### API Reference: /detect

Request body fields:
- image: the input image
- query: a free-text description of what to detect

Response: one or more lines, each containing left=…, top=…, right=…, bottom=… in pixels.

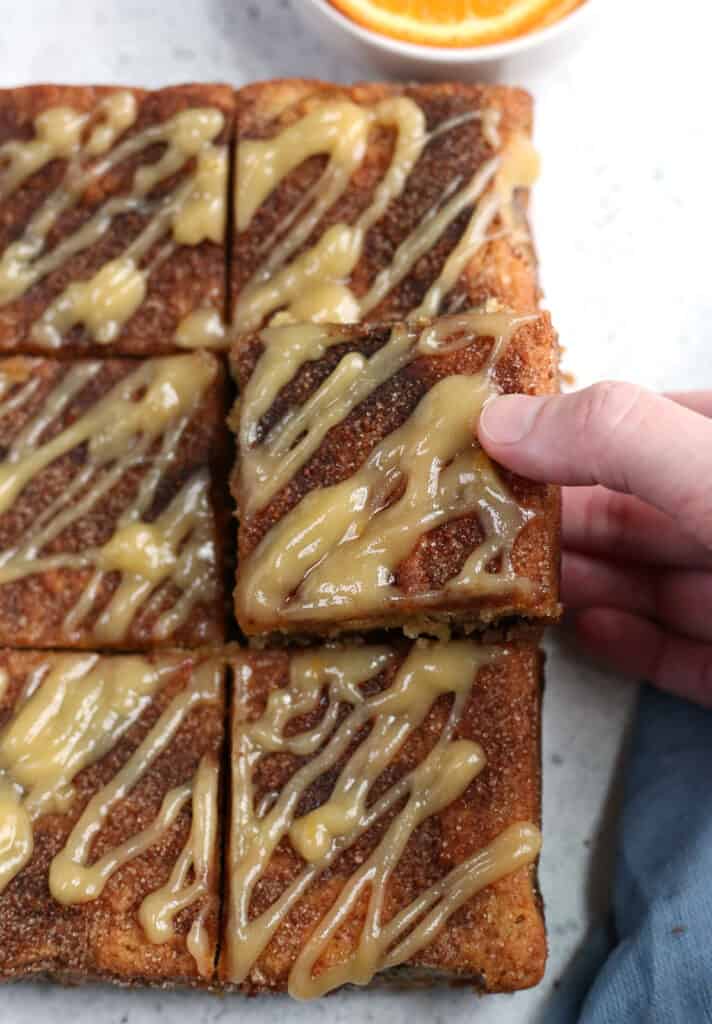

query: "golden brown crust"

left=230, top=316, right=561, bottom=637
left=220, top=641, right=546, bottom=993
left=0, top=354, right=230, bottom=649
left=0, top=77, right=556, bottom=1002
left=233, top=79, right=538, bottom=325
left=0, top=83, right=234, bottom=357
left=0, top=648, right=226, bottom=986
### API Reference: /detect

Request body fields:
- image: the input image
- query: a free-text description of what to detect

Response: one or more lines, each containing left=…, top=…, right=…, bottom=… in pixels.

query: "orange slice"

left=328, top=0, right=585, bottom=47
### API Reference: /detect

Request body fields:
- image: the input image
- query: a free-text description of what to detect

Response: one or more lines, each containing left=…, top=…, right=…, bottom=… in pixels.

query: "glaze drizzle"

left=235, top=94, right=537, bottom=330
left=226, top=642, right=541, bottom=997
left=235, top=310, right=535, bottom=630
left=0, top=91, right=228, bottom=348
left=0, top=353, right=220, bottom=645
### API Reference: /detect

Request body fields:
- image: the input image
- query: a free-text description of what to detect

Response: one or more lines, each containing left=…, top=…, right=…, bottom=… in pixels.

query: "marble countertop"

left=0, top=1, right=709, bottom=1021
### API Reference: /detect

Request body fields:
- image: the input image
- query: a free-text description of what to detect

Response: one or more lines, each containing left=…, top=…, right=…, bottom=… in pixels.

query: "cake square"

left=230, top=310, right=560, bottom=637
left=232, top=79, right=539, bottom=333
left=0, top=351, right=229, bottom=649
left=0, top=648, right=226, bottom=986
left=221, top=638, right=545, bottom=995
left=0, top=83, right=233, bottom=356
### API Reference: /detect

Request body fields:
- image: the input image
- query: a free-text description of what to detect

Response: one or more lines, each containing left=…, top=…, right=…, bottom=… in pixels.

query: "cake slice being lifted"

left=221, top=638, right=545, bottom=996
left=233, top=80, right=539, bottom=332
left=0, top=648, right=225, bottom=986
left=0, top=84, right=233, bottom=356
left=230, top=309, right=560, bottom=638
left=0, top=351, right=229, bottom=649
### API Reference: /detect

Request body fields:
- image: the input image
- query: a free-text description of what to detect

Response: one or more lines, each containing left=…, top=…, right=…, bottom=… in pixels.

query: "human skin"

left=478, top=383, right=712, bottom=708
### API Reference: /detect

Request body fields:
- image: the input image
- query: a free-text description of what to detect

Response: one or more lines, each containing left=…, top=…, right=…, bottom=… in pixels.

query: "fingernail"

left=479, top=395, right=544, bottom=445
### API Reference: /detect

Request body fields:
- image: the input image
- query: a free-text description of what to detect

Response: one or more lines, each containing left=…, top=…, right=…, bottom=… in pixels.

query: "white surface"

left=0, top=1, right=710, bottom=1022
left=301, top=0, right=598, bottom=78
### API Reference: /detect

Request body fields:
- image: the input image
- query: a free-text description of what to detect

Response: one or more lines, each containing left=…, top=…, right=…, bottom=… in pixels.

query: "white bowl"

left=300, top=0, right=597, bottom=80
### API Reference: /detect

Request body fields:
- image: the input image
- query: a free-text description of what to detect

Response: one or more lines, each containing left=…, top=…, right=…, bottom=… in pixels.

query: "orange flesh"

left=328, top=0, right=587, bottom=47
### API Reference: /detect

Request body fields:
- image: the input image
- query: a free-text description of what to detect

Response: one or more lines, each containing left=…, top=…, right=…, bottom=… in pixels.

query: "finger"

left=665, top=391, right=712, bottom=417
left=562, top=487, right=712, bottom=569
left=562, top=552, right=654, bottom=615
left=563, top=552, right=712, bottom=643
left=478, top=383, right=712, bottom=548
left=574, top=607, right=712, bottom=709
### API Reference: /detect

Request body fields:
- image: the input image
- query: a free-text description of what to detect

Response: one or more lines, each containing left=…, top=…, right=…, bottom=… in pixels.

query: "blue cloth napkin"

left=549, top=685, right=712, bottom=1023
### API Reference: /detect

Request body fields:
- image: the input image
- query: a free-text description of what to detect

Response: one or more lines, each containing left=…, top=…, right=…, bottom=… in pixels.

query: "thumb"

left=478, top=382, right=712, bottom=549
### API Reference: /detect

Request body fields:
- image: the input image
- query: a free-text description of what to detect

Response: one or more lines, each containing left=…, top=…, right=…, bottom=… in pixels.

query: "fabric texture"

left=549, top=685, right=712, bottom=1023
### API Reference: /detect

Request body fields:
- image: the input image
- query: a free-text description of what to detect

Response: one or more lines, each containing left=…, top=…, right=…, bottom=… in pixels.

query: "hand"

left=478, top=383, right=712, bottom=708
